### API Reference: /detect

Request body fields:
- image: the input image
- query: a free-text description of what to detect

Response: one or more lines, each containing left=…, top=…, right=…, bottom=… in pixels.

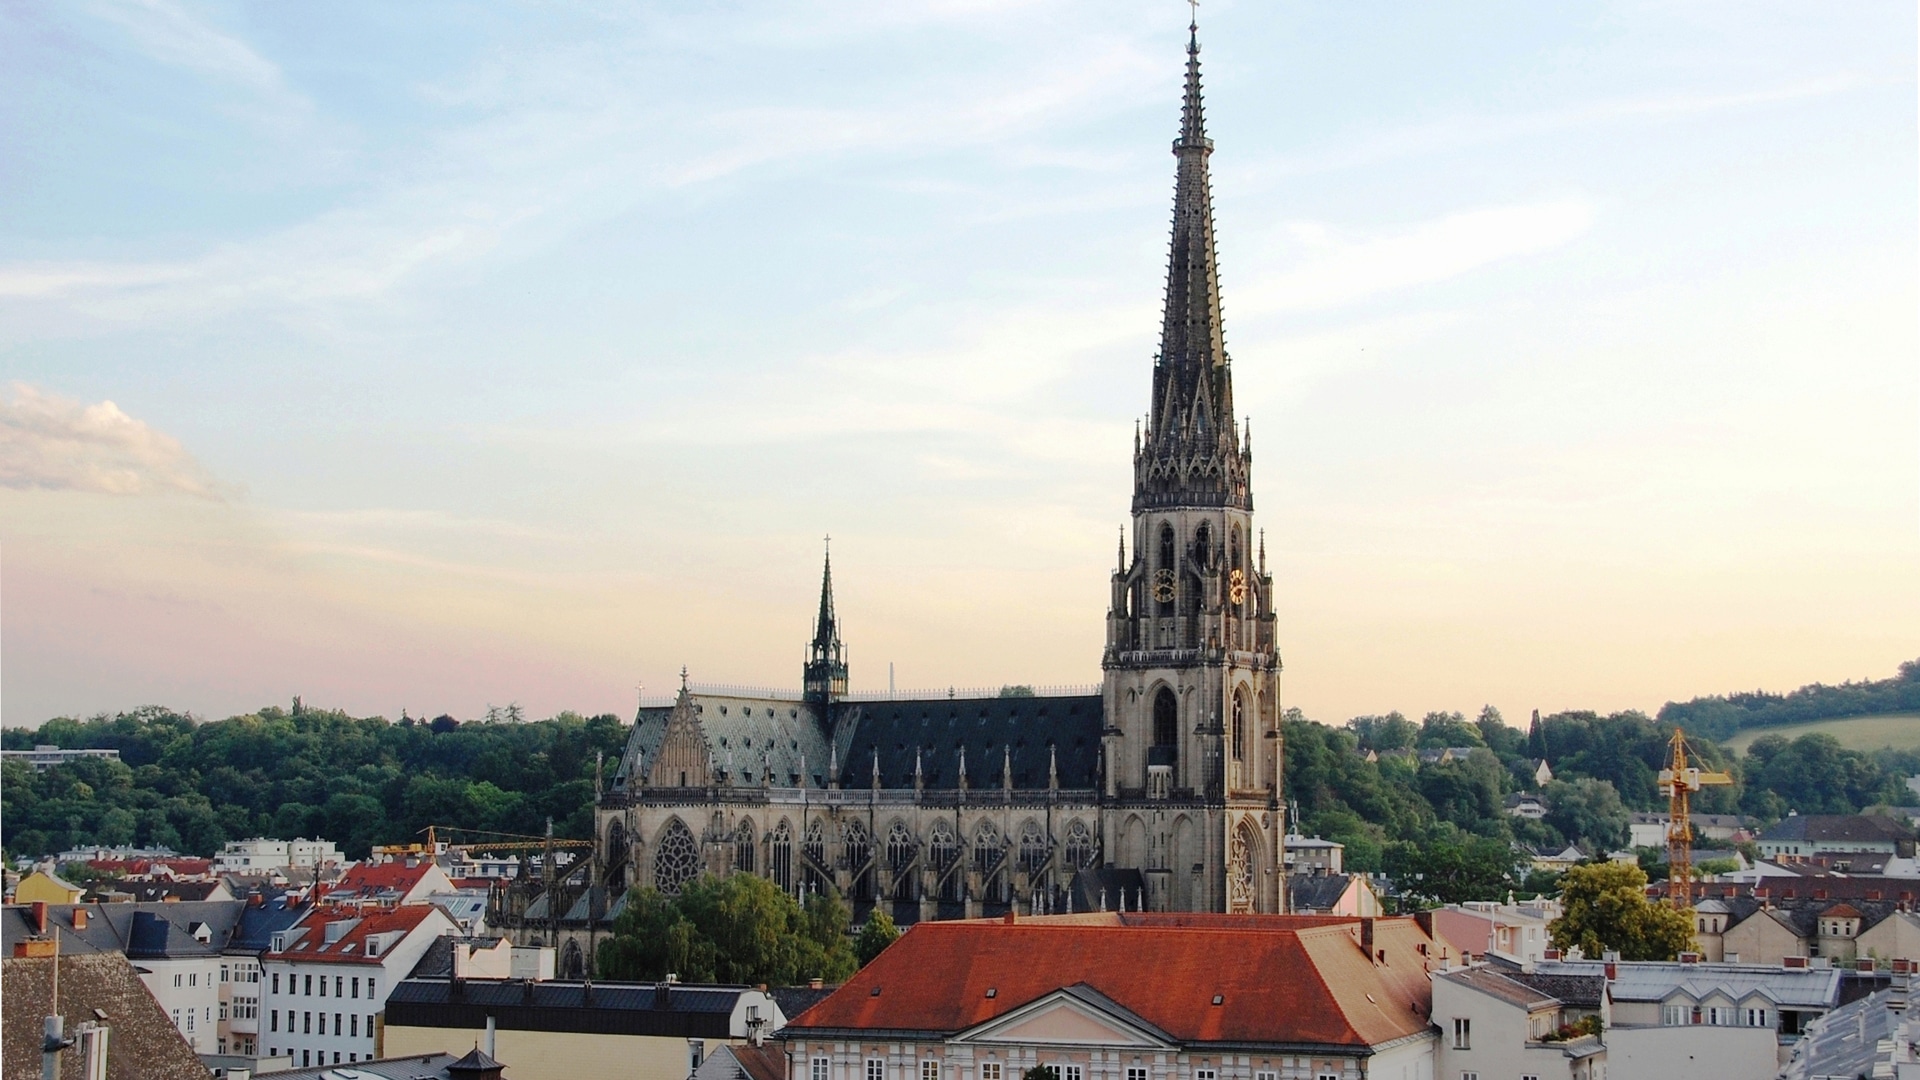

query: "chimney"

left=1604, top=962, right=1617, bottom=981
left=1680, top=952, right=1700, bottom=964
left=809, top=977, right=824, bottom=990
left=249, top=893, right=266, bottom=908
left=484, top=1015, right=496, bottom=1059
left=31, top=902, right=47, bottom=935
left=72, top=908, right=88, bottom=931
left=655, top=982, right=672, bottom=1011
left=1004, top=910, right=1016, bottom=925
left=1544, top=948, right=1561, bottom=961
left=1360, top=918, right=1376, bottom=960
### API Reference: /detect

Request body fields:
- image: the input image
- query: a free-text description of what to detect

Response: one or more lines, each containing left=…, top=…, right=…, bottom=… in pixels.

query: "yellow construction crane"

left=1658, top=729, right=1734, bottom=911
left=371, top=825, right=592, bottom=859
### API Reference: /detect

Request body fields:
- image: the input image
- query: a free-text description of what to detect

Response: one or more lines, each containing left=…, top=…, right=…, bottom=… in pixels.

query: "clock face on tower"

left=1153, top=568, right=1175, bottom=604
left=1229, top=569, right=1247, bottom=605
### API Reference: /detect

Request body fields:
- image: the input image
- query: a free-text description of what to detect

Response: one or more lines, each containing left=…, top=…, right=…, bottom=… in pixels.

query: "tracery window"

left=887, top=821, right=917, bottom=900
left=770, top=820, right=794, bottom=892
left=1227, top=821, right=1258, bottom=914
left=1018, top=821, right=1049, bottom=875
left=1064, top=819, right=1096, bottom=869
left=929, top=819, right=959, bottom=901
left=972, top=821, right=1003, bottom=873
left=802, top=818, right=828, bottom=893
left=605, top=819, right=628, bottom=882
left=733, top=818, right=756, bottom=873
left=844, top=819, right=873, bottom=900
left=653, top=818, right=701, bottom=896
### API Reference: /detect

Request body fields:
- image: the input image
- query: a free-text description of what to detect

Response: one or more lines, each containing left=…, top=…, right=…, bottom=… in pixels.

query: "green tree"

left=1542, top=778, right=1630, bottom=852
left=1549, top=863, right=1694, bottom=961
left=597, top=875, right=857, bottom=986
left=854, top=910, right=901, bottom=966
left=1384, top=829, right=1518, bottom=907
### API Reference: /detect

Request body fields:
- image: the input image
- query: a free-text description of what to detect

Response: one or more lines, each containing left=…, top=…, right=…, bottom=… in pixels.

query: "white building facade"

left=260, top=904, right=457, bottom=1069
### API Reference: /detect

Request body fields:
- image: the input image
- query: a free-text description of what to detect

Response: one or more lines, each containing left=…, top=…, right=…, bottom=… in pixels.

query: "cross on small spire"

left=679, top=666, right=689, bottom=690
left=1188, top=0, right=1199, bottom=30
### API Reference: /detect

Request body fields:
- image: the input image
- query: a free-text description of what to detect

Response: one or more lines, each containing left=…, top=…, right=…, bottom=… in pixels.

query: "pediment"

left=958, top=989, right=1171, bottom=1049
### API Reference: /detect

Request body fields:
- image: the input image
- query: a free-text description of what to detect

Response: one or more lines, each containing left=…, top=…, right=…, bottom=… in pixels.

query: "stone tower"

left=1101, top=23, right=1285, bottom=914
left=803, top=542, right=848, bottom=708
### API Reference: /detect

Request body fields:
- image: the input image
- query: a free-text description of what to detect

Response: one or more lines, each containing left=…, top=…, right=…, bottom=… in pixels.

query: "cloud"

left=0, top=384, right=222, bottom=498
left=1239, top=198, right=1596, bottom=315
left=82, top=0, right=285, bottom=93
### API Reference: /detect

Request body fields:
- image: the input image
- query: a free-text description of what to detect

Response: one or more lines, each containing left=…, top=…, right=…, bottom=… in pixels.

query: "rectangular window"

left=304, top=1011, right=312, bottom=1034
left=352, top=977, right=360, bottom=999
left=190, top=973, right=198, bottom=986
left=1255, top=1072, right=1277, bottom=1080
left=369, top=976, right=377, bottom=997
left=1128, top=1069, right=1148, bottom=1080
left=271, top=1011, right=278, bottom=1033
left=336, top=976, right=344, bottom=997
left=1664, top=1005, right=1686, bottom=1026
left=334, top=1012, right=342, bottom=1035
left=1191, top=1071, right=1211, bottom=1080
left=222, top=965, right=230, bottom=983
left=1063, top=1067, right=1084, bottom=1080
left=366, top=1013, right=374, bottom=1036
left=272, top=972, right=280, bottom=994
left=334, top=1052, right=341, bottom=1064
left=1523, top=1075, right=1541, bottom=1080
left=186, top=1013, right=195, bottom=1033
left=691, top=1041, right=706, bottom=1072
left=872, top=1061, right=891, bottom=1080
left=1459, top=1073, right=1478, bottom=1080
left=813, top=1059, right=831, bottom=1080
left=305, top=974, right=313, bottom=996
left=302, top=1051, right=310, bottom=1068
left=351, top=1015, right=359, bottom=1037
left=1747, top=1008, right=1769, bottom=1027
left=1452, top=1017, right=1471, bottom=1050
left=320, top=975, right=327, bottom=997
left=175, top=974, right=184, bottom=988
left=922, top=1061, right=940, bottom=1080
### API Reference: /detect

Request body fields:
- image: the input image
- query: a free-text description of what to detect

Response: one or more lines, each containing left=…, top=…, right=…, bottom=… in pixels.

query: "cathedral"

left=499, top=24, right=1286, bottom=977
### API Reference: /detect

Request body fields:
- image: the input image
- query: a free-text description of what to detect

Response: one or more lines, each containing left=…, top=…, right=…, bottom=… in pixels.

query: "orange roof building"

left=780, top=914, right=1439, bottom=1080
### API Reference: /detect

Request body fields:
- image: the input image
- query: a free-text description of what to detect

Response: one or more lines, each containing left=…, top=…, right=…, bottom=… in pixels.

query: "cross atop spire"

left=1135, top=20, right=1251, bottom=512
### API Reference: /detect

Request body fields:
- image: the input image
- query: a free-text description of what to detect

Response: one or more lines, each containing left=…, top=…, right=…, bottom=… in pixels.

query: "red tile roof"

left=327, top=860, right=439, bottom=900
left=263, top=905, right=445, bottom=965
left=788, top=914, right=1434, bottom=1049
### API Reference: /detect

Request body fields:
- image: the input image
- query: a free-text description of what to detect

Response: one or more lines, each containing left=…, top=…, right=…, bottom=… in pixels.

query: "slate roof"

left=1289, top=874, right=1357, bottom=914
left=1485, top=959, right=1607, bottom=1009
left=1068, top=866, right=1148, bottom=913
left=613, top=692, right=1105, bottom=793
left=2, top=900, right=245, bottom=959
left=406, top=935, right=508, bottom=979
left=837, top=696, right=1103, bottom=790
left=2, top=953, right=210, bottom=1080
left=229, top=893, right=308, bottom=952
left=387, top=977, right=766, bottom=1039
left=769, top=984, right=837, bottom=1022
left=1780, top=988, right=1896, bottom=1080
left=116, top=880, right=229, bottom=903
left=786, top=913, right=1436, bottom=1050
left=1759, top=814, right=1912, bottom=844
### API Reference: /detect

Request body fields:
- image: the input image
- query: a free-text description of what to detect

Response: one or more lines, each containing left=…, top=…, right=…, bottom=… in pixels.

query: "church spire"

left=1136, top=23, right=1250, bottom=513
left=803, top=538, right=848, bottom=708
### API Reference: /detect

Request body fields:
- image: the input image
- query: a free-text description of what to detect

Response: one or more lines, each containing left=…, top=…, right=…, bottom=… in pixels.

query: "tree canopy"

left=596, top=873, right=858, bottom=985
left=1550, top=863, right=1694, bottom=961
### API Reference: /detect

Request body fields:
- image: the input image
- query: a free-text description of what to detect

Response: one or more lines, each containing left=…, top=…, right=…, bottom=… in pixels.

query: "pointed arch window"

left=802, top=819, right=828, bottom=893
left=653, top=818, right=701, bottom=897
left=844, top=820, right=873, bottom=900
left=770, top=820, right=794, bottom=892
left=929, top=820, right=959, bottom=901
left=1018, top=821, right=1049, bottom=875
left=605, top=819, right=629, bottom=882
left=1231, top=690, right=1247, bottom=763
left=972, top=821, right=1003, bottom=874
left=1065, top=819, right=1096, bottom=870
left=733, top=819, right=756, bottom=873
left=1153, top=688, right=1178, bottom=751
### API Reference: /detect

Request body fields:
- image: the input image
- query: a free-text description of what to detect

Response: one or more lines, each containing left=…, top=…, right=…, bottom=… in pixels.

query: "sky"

left=1, top=1, right=1915, bottom=729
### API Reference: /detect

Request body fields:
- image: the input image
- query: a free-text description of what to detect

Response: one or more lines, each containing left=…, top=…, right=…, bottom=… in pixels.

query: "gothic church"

left=502, top=26, right=1286, bottom=978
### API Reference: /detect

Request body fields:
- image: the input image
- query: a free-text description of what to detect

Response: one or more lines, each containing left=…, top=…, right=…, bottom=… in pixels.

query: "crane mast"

left=1658, top=729, right=1734, bottom=911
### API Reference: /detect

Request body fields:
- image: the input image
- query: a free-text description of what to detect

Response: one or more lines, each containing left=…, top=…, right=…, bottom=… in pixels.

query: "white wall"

left=139, top=955, right=223, bottom=1054
left=1605, top=1025, right=1778, bottom=1080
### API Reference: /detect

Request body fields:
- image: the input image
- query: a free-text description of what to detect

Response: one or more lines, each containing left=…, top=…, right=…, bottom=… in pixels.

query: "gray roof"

left=256, top=1052, right=460, bottom=1080
left=770, top=984, right=837, bottom=1021
left=1438, top=966, right=1559, bottom=1011
left=1, top=900, right=246, bottom=959
left=1533, top=959, right=1842, bottom=1009
left=1759, top=814, right=1912, bottom=844
left=612, top=692, right=1105, bottom=793
left=1288, top=874, right=1356, bottom=913
left=388, top=977, right=772, bottom=1039
left=1780, top=988, right=1897, bottom=1080
left=838, top=695, right=1102, bottom=790
left=1486, top=959, right=1607, bottom=1009
left=3, top=954, right=210, bottom=1080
